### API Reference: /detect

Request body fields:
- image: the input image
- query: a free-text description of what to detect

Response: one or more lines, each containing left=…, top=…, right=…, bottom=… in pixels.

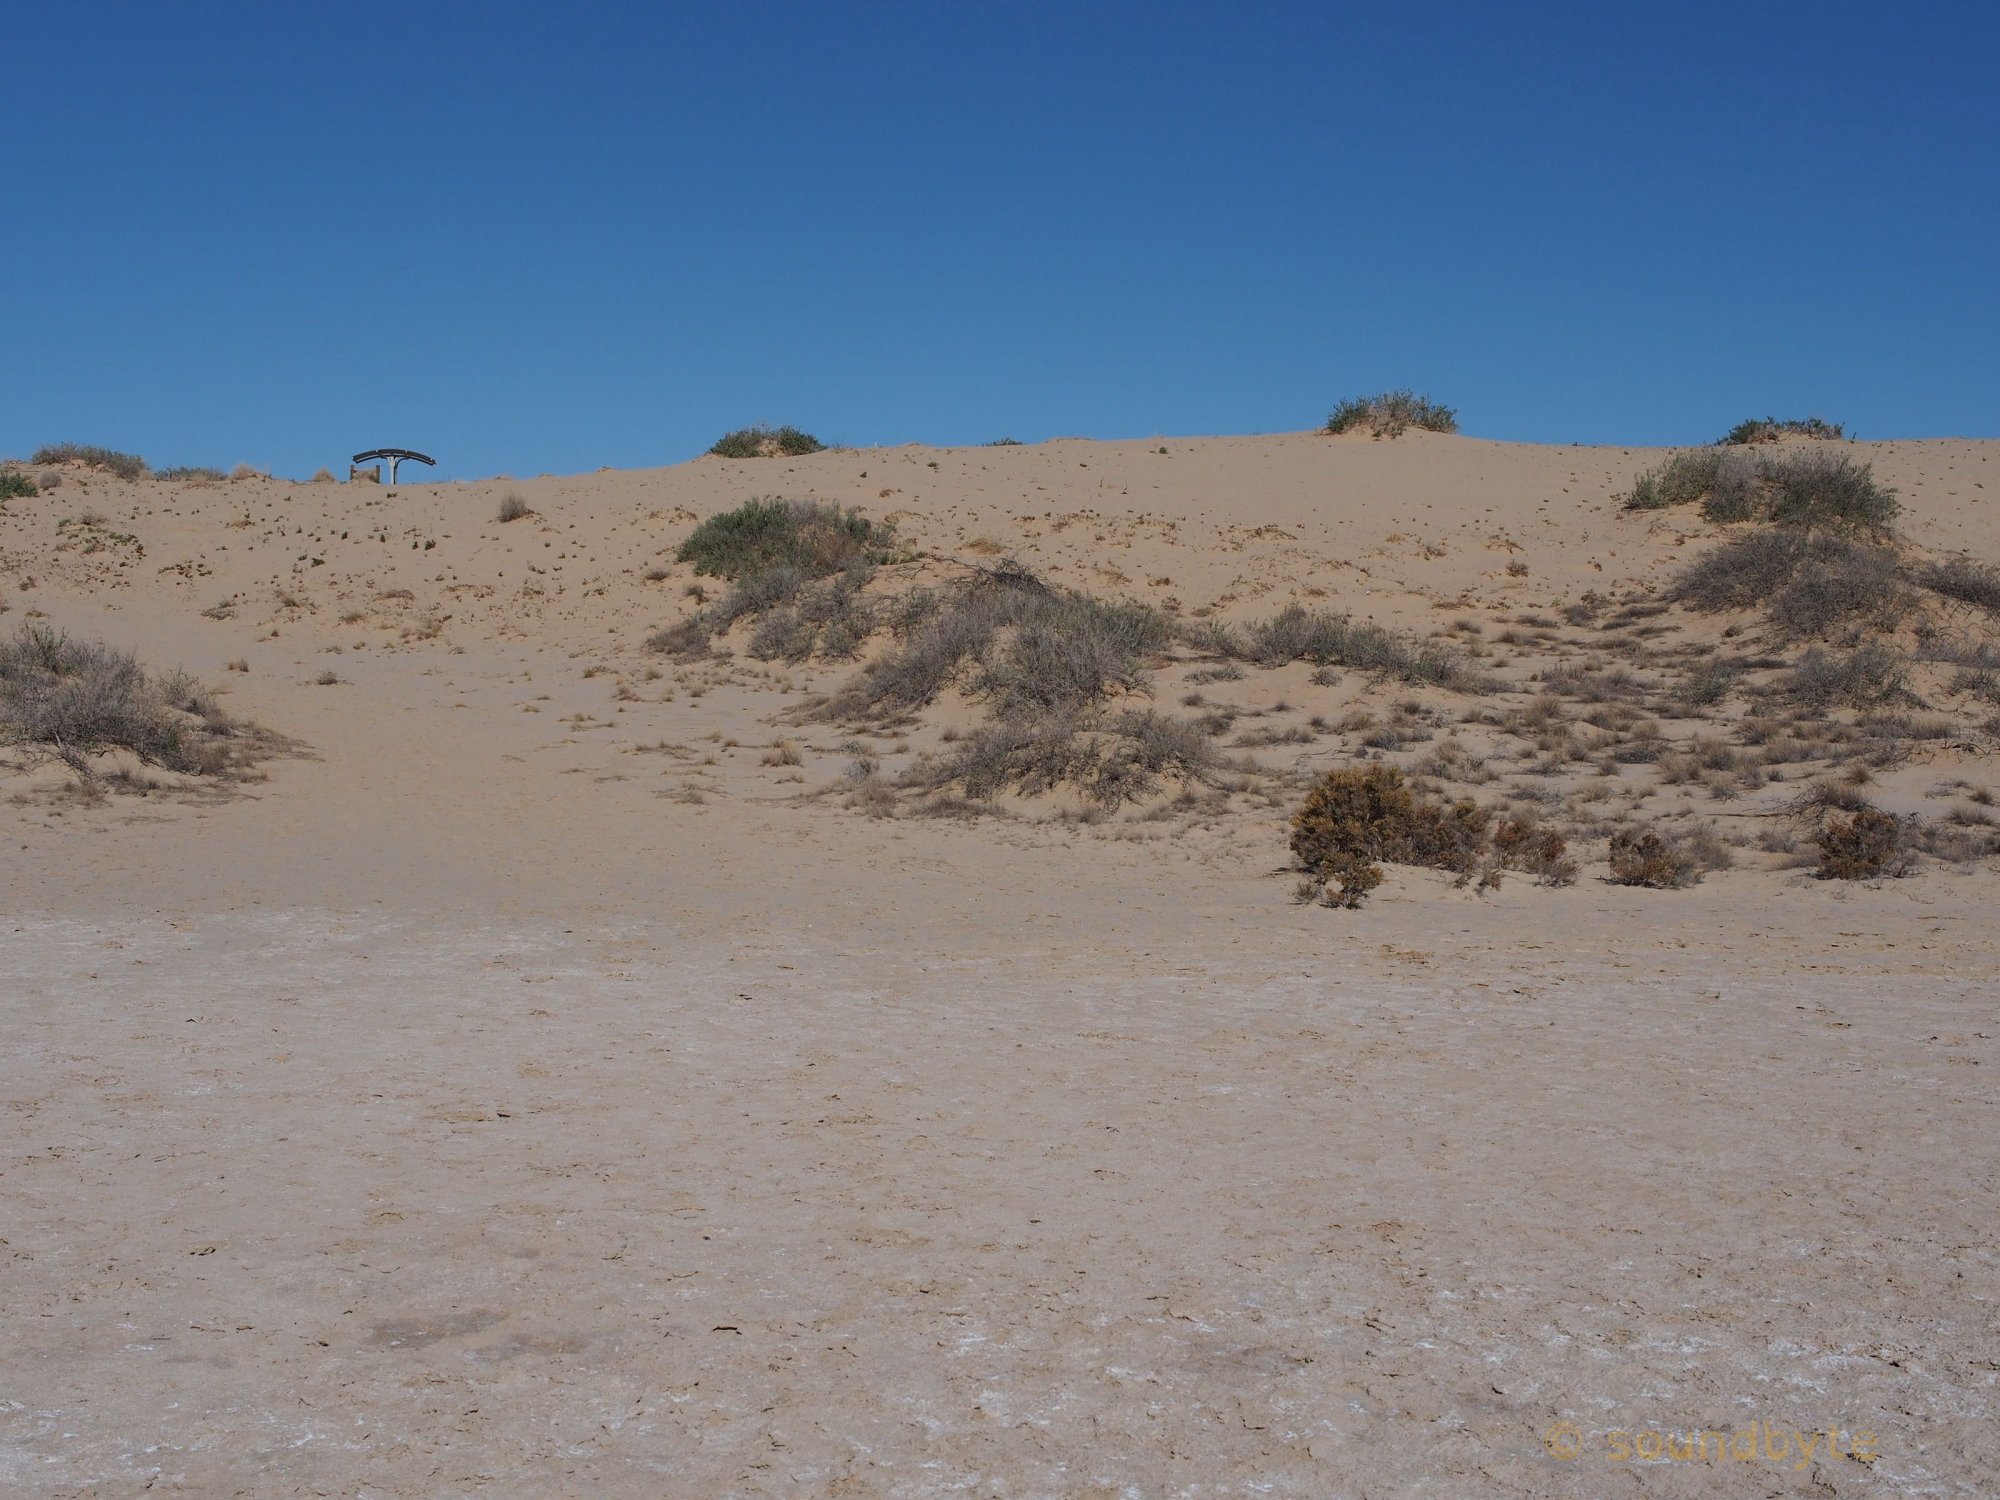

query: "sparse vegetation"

left=708, top=425, right=826, bottom=459
left=1607, top=827, right=1702, bottom=888
left=1720, top=416, right=1845, bottom=446
left=1789, top=641, right=1908, bottom=710
left=1816, top=807, right=1909, bottom=880
left=1, top=469, right=40, bottom=500
left=31, top=443, right=148, bottom=480
left=156, top=465, right=228, bottom=482
left=676, top=497, right=892, bottom=580
left=1630, top=447, right=1896, bottom=532
left=498, top=493, right=533, bottom=523
left=1324, top=391, right=1458, bottom=439
left=1199, top=606, right=1468, bottom=687
left=0, top=623, right=251, bottom=783
left=1290, top=765, right=1492, bottom=907
left=1915, top=556, right=2000, bottom=614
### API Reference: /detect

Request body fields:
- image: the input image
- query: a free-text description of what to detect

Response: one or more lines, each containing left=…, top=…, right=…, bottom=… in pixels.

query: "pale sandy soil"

left=3, top=433, right=1997, bottom=1495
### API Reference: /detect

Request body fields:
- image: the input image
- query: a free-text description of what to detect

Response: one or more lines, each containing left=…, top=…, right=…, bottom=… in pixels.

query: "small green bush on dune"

left=708, top=425, right=826, bottom=458
left=31, top=443, right=148, bottom=480
left=0, top=469, right=38, bottom=500
left=676, top=497, right=892, bottom=580
left=0, top=623, right=227, bottom=777
left=1324, top=391, right=1458, bottom=439
left=1720, top=416, right=1845, bottom=446
left=1629, top=447, right=1897, bottom=532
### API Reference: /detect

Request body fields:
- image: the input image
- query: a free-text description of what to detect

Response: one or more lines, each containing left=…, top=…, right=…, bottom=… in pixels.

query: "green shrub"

left=1627, top=450, right=1731, bottom=511
left=1720, top=416, right=1845, bottom=445
left=1915, top=556, right=2000, bottom=613
left=1324, top=391, right=1457, bottom=439
left=0, top=469, right=38, bottom=500
left=833, top=564, right=1167, bottom=717
left=1761, top=449, right=1898, bottom=532
left=31, top=443, right=148, bottom=480
left=919, top=707, right=1217, bottom=809
left=155, top=465, right=227, bottom=482
left=1789, top=641, right=1908, bottom=710
left=1673, top=530, right=1901, bottom=634
left=676, top=498, right=892, bottom=579
left=1290, top=765, right=1490, bottom=907
left=0, top=623, right=229, bottom=777
left=708, top=424, right=826, bottom=458
left=1631, top=447, right=1894, bottom=532
left=1607, top=827, right=1701, bottom=888
left=1816, top=807, right=1908, bottom=879
left=1210, top=605, right=1465, bottom=687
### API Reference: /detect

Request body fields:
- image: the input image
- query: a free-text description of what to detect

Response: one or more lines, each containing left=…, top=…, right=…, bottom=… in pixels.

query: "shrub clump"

left=831, top=563, right=1167, bottom=718
left=676, top=497, right=892, bottom=580
left=0, top=624, right=243, bottom=781
left=1914, top=556, right=2000, bottom=613
left=1290, top=765, right=1491, bottom=907
left=498, top=493, right=533, bottom=523
left=1720, top=416, right=1845, bottom=446
left=916, top=708, right=1217, bottom=810
left=1631, top=448, right=1895, bottom=531
left=1816, top=807, right=1909, bottom=880
left=708, top=425, right=826, bottom=459
left=1202, top=605, right=1466, bottom=687
left=0, top=469, right=38, bottom=500
left=1607, top=827, right=1702, bottom=888
left=1673, top=530, right=1906, bottom=635
left=1627, top=449, right=1759, bottom=516
left=156, top=465, right=228, bottom=482
left=31, top=443, right=148, bottom=481
left=1789, top=641, right=1908, bottom=710
left=1324, top=391, right=1458, bottom=439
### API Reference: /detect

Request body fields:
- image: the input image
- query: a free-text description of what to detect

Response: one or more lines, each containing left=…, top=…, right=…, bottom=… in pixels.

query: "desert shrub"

left=311, top=467, right=336, bottom=483
left=748, top=606, right=816, bottom=663
left=708, top=424, right=826, bottom=458
left=834, top=564, right=1166, bottom=718
left=1626, top=450, right=1757, bottom=514
left=1915, top=556, right=2000, bottom=613
left=1607, top=827, right=1702, bottom=888
left=1761, top=449, right=1898, bottom=533
left=1766, top=543, right=1907, bottom=637
left=1790, top=641, right=1908, bottom=710
left=978, top=592, right=1171, bottom=714
left=677, top=497, right=891, bottom=580
left=915, top=707, right=1216, bottom=810
left=498, top=493, right=533, bottom=523
left=31, top=443, right=148, bottom=480
left=1676, top=657, right=1743, bottom=706
left=228, top=463, right=264, bottom=481
left=0, top=469, right=38, bottom=500
left=1491, top=816, right=1578, bottom=885
left=37, top=471, right=61, bottom=490
left=1290, top=765, right=1491, bottom=907
left=985, top=437, right=1024, bottom=446
left=0, top=623, right=223, bottom=776
left=1324, top=391, right=1457, bottom=439
left=1222, top=605, right=1464, bottom=686
left=1816, top=807, right=1909, bottom=879
left=1673, top=530, right=1898, bottom=632
left=1720, top=416, right=1845, bottom=445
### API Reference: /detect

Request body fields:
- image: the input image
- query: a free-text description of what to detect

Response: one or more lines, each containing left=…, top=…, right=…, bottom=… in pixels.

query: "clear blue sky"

left=5, top=1, right=1996, bottom=478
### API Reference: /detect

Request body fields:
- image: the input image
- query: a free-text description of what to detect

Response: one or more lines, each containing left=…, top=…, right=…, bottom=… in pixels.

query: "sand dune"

left=3, top=431, right=1996, bottom=1494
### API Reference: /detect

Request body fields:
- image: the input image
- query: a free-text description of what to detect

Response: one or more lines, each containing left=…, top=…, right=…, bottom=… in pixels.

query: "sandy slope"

left=2, top=432, right=1997, bottom=1495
